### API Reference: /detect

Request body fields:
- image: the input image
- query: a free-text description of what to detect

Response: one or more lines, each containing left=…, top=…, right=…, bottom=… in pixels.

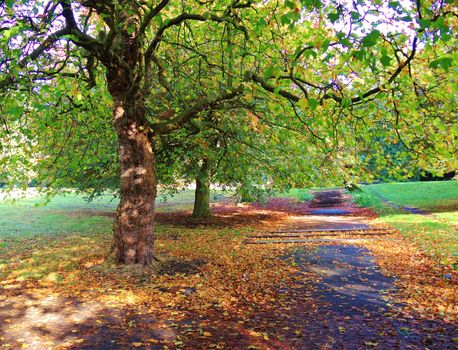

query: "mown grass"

left=360, top=181, right=458, bottom=211
left=280, top=188, right=314, bottom=201
left=352, top=181, right=458, bottom=267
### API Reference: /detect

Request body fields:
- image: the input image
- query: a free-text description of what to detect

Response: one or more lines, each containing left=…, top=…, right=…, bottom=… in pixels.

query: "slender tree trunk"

left=110, top=86, right=157, bottom=266
left=192, top=158, right=211, bottom=218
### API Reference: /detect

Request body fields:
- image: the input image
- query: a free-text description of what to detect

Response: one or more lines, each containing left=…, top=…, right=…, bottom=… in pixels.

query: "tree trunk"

left=192, top=158, right=211, bottom=218
left=110, top=89, right=157, bottom=266
left=240, top=183, right=255, bottom=203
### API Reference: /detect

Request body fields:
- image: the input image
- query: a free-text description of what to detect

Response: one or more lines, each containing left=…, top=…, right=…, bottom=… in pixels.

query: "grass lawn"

left=352, top=181, right=458, bottom=267
left=279, top=188, right=314, bottom=201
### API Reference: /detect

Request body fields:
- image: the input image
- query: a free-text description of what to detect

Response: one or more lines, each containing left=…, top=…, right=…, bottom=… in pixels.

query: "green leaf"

left=321, top=39, right=330, bottom=52
left=340, top=37, right=351, bottom=48
left=298, top=97, right=308, bottom=110
left=301, top=0, right=322, bottom=8
left=308, top=98, right=319, bottom=110
left=341, top=96, right=352, bottom=107
left=281, top=13, right=294, bottom=25
left=400, top=15, right=412, bottom=22
left=285, top=0, right=295, bottom=9
left=429, top=57, right=453, bottom=72
left=328, top=12, right=340, bottom=23
left=380, top=54, right=391, bottom=67
left=362, top=30, right=380, bottom=47
left=418, top=19, right=430, bottom=29
left=350, top=11, right=360, bottom=20
left=353, top=49, right=366, bottom=61
left=388, top=1, right=400, bottom=9
left=6, top=103, right=24, bottom=117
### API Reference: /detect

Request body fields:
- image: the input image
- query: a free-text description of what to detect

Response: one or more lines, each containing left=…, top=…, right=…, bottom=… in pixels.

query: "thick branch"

left=248, top=72, right=299, bottom=102
left=151, top=85, right=244, bottom=134
left=58, top=2, right=106, bottom=60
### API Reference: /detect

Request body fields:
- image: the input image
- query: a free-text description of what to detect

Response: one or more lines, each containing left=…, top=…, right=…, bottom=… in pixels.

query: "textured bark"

left=192, top=158, right=211, bottom=218
left=109, top=71, right=157, bottom=265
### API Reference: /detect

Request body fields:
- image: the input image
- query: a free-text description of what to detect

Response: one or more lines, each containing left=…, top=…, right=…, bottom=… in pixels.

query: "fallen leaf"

left=364, top=340, right=378, bottom=348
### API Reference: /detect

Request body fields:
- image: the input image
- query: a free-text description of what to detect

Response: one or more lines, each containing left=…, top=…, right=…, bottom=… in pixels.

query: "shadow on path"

left=283, top=245, right=457, bottom=350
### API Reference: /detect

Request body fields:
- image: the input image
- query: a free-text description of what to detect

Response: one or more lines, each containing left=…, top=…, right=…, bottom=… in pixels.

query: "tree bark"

left=110, top=86, right=157, bottom=266
left=192, top=158, right=211, bottom=218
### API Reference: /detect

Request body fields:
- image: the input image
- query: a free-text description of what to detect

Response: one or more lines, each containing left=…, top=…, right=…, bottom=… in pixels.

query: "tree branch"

left=248, top=37, right=418, bottom=106
left=150, top=85, right=244, bottom=134
left=139, top=0, right=170, bottom=34
left=58, top=1, right=106, bottom=62
left=247, top=72, right=299, bottom=102
left=145, top=11, right=248, bottom=64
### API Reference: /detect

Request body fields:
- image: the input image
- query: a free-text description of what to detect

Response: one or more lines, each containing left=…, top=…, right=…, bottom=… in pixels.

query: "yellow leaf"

left=132, top=342, right=143, bottom=347
left=203, top=331, right=213, bottom=337
left=298, top=97, right=308, bottom=110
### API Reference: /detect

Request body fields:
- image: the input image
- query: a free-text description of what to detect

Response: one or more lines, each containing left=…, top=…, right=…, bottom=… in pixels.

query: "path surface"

left=277, top=190, right=457, bottom=349
left=286, top=246, right=456, bottom=349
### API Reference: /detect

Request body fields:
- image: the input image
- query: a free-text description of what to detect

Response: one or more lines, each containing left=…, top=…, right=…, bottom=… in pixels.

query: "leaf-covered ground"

left=0, top=189, right=457, bottom=349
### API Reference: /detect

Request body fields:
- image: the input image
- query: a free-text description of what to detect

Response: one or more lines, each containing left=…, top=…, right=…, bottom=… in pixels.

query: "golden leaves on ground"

left=363, top=235, right=458, bottom=322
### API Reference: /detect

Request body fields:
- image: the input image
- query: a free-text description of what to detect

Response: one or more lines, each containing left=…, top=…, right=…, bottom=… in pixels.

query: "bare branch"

left=248, top=72, right=299, bottom=102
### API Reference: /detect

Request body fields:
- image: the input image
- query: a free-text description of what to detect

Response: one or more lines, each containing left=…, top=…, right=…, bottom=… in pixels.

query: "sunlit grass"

left=352, top=181, right=458, bottom=266
left=361, top=180, right=458, bottom=210
left=280, top=188, right=314, bottom=201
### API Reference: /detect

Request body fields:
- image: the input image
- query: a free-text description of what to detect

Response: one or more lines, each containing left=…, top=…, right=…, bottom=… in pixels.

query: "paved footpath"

left=278, top=190, right=457, bottom=350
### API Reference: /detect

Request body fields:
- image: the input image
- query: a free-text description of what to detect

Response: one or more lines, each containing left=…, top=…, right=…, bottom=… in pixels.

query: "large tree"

left=0, top=0, right=258, bottom=266
left=0, top=0, right=455, bottom=266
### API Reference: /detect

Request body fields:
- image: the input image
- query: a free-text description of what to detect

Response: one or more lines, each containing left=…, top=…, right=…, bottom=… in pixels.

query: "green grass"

left=0, top=193, right=116, bottom=240
left=282, top=188, right=314, bottom=201
left=360, top=181, right=458, bottom=211
left=0, top=192, right=117, bottom=280
left=352, top=181, right=458, bottom=266
left=0, top=188, right=235, bottom=240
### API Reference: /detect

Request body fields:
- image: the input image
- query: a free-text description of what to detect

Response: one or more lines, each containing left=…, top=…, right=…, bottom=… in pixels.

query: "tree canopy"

left=0, top=0, right=456, bottom=265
